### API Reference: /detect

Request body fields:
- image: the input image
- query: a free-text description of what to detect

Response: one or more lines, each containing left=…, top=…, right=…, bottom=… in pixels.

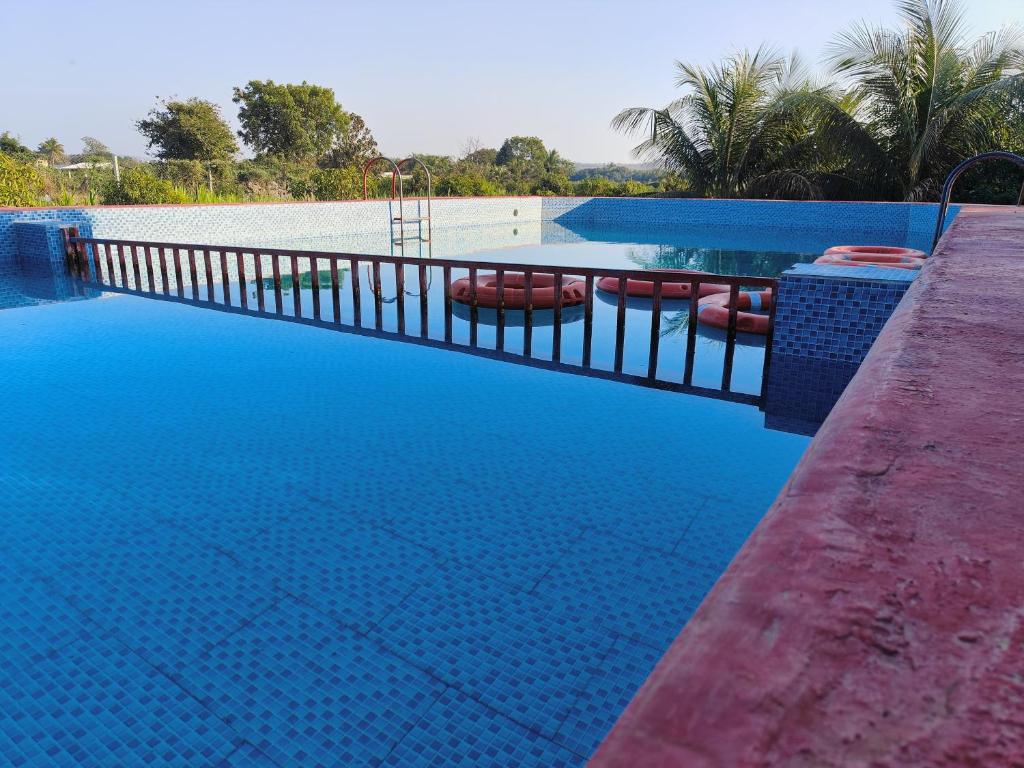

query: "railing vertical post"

left=721, top=284, right=740, bottom=391
left=203, top=248, right=215, bottom=302
left=187, top=248, right=198, bottom=297
left=418, top=264, right=429, bottom=338
left=173, top=248, right=185, bottom=296
left=468, top=267, right=478, bottom=347
left=159, top=247, right=170, bottom=295
left=290, top=254, right=301, bottom=317
left=614, top=276, right=627, bottom=373
left=62, top=226, right=79, bottom=278
left=350, top=258, right=362, bottom=326
left=395, top=264, right=406, bottom=335
left=684, top=279, right=699, bottom=385
left=523, top=271, right=534, bottom=357
left=495, top=270, right=505, bottom=351
left=271, top=254, right=283, bottom=313
left=254, top=252, right=266, bottom=312
left=237, top=251, right=248, bottom=309
left=310, top=256, right=321, bottom=320
left=116, top=243, right=128, bottom=287
left=330, top=259, right=341, bottom=323
left=104, top=243, right=116, bottom=286
left=90, top=240, right=101, bottom=283
left=129, top=244, right=141, bottom=290
left=372, top=261, right=383, bottom=329
left=443, top=265, right=452, bottom=342
left=220, top=250, right=231, bottom=305
left=552, top=272, right=563, bottom=362
left=647, top=277, right=663, bottom=379
left=91, top=240, right=104, bottom=284
left=582, top=275, right=594, bottom=368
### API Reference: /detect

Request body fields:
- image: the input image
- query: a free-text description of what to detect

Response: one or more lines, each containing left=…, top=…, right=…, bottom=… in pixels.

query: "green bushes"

left=0, top=152, right=45, bottom=206
left=101, top=167, right=188, bottom=205
left=310, top=167, right=383, bottom=200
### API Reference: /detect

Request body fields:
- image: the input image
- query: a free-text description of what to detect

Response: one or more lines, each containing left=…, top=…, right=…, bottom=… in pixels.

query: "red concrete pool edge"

left=592, top=205, right=1024, bottom=767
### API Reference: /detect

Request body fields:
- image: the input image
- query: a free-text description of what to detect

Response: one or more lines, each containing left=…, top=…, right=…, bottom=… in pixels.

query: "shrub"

left=101, top=167, right=188, bottom=205
left=311, top=167, right=375, bottom=200
left=0, top=152, right=45, bottom=206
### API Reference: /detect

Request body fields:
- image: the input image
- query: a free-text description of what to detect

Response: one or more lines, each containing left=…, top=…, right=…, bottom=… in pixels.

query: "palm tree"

left=612, top=48, right=855, bottom=199
left=828, top=0, right=1024, bottom=200
left=37, top=137, right=66, bottom=167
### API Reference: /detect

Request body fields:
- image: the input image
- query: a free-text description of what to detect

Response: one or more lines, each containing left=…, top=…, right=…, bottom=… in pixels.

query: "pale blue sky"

left=1, top=0, right=1019, bottom=162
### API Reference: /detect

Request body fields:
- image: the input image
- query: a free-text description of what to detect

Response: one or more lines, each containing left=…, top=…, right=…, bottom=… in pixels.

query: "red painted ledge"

left=591, top=205, right=1024, bottom=767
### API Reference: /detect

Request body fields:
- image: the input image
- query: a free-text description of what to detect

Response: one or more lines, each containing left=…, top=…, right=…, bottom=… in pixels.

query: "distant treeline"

left=0, top=83, right=662, bottom=207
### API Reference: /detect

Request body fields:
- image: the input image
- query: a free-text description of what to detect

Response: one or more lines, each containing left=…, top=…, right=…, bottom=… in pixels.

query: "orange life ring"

left=696, top=290, right=773, bottom=335
left=596, top=268, right=729, bottom=300
left=450, top=272, right=586, bottom=309
left=824, top=245, right=927, bottom=259
left=814, top=253, right=925, bottom=270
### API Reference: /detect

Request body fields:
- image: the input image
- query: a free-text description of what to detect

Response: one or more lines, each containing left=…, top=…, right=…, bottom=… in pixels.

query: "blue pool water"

left=0, top=249, right=810, bottom=766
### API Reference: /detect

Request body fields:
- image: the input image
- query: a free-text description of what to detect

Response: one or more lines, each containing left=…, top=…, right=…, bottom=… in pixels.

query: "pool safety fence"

left=64, top=228, right=778, bottom=405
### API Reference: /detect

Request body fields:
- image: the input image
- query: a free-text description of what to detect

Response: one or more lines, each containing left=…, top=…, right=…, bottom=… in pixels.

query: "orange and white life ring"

left=450, top=272, right=586, bottom=309
left=596, top=269, right=729, bottom=300
left=815, top=245, right=926, bottom=270
left=696, top=290, right=773, bottom=335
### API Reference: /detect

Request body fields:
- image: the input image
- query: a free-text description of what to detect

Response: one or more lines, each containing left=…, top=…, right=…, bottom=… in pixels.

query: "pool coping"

left=591, top=204, right=1024, bottom=766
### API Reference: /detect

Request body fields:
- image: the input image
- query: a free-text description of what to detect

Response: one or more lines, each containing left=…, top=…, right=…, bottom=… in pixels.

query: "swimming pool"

left=1, top=244, right=810, bottom=766
left=2, top=192, right=952, bottom=766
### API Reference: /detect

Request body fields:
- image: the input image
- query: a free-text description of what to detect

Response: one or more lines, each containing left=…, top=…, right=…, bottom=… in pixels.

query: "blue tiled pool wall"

left=544, top=196, right=957, bottom=241
left=2, top=197, right=958, bottom=272
left=764, top=263, right=916, bottom=433
left=0, top=197, right=543, bottom=271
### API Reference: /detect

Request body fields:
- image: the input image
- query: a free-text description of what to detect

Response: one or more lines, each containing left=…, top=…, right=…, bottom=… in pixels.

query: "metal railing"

left=362, top=155, right=433, bottom=244
left=62, top=229, right=778, bottom=405
left=932, top=150, right=1024, bottom=250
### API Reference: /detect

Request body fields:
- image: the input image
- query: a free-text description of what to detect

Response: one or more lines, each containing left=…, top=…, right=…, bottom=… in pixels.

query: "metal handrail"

left=396, top=157, right=433, bottom=243
left=932, top=151, right=1024, bottom=250
left=362, top=156, right=406, bottom=242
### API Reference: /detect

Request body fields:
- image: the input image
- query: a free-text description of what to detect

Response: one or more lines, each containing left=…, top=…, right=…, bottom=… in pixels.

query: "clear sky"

left=1, top=0, right=1020, bottom=163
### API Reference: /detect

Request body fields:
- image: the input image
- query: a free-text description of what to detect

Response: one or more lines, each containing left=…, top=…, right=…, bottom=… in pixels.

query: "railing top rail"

left=67, top=235, right=778, bottom=288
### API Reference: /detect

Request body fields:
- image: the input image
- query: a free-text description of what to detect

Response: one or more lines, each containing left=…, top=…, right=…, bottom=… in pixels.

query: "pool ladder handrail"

left=361, top=155, right=433, bottom=246
left=932, top=150, right=1024, bottom=250
left=394, top=157, right=432, bottom=245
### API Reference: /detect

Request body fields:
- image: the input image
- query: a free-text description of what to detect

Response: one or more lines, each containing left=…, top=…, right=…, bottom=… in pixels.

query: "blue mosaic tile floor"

left=0, top=283, right=808, bottom=766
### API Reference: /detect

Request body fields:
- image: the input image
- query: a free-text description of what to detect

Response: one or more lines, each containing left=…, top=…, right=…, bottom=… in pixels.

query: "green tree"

left=321, top=113, right=378, bottom=169
left=36, top=137, right=66, bottom=166
left=494, top=136, right=575, bottom=194
left=137, top=98, right=238, bottom=161
left=76, top=136, right=111, bottom=162
left=495, top=136, right=549, bottom=174
left=827, top=0, right=1024, bottom=200
left=310, top=167, right=377, bottom=200
left=0, top=152, right=44, bottom=206
left=613, top=48, right=851, bottom=199
left=0, top=132, right=34, bottom=159
left=101, top=166, right=187, bottom=204
left=436, top=171, right=504, bottom=196
left=233, top=80, right=349, bottom=161
left=463, top=147, right=498, bottom=167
